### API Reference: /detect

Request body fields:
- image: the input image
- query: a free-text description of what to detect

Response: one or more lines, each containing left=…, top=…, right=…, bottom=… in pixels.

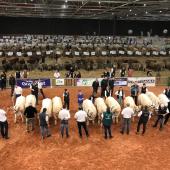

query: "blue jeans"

left=121, top=118, right=131, bottom=134
left=40, top=126, right=50, bottom=138
left=60, top=123, right=69, bottom=137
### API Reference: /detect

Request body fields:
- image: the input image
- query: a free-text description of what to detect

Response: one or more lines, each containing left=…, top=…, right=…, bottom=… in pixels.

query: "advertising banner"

left=16, top=79, right=51, bottom=88
left=77, top=78, right=128, bottom=86
left=128, top=77, right=156, bottom=87
left=56, top=79, right=65, bottom=86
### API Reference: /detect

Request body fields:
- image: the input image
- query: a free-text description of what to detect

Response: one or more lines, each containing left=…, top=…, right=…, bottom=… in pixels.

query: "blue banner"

left=16, top=78, right=51, bottom=88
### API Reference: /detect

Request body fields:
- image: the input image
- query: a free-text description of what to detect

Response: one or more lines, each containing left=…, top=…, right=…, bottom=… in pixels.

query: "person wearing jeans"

left=24, top=103, right=37, bottom=132
left=120, top=103, right=134, bottom=135
left=136, top=106, right=151, bottom=135
left=101, top=107, right=113, bottom=139
left=153, top=104, right=169, bottom=130
left=39, top=108, right=51, bottom=140
left=58, top=105, right=70, bottom=138
left=74, top=107, right=89, bottom=138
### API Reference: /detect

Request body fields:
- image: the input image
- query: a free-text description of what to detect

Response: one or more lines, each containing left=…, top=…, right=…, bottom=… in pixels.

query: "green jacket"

left=103, top=111, right=113, bottom=126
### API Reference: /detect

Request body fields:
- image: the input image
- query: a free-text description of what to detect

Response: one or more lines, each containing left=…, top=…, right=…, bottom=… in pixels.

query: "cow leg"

left=14, top=114, right=17, bottom=123
left=115, top=116, right=119, bottom=124
left=53, top=113, right=57, bottom=125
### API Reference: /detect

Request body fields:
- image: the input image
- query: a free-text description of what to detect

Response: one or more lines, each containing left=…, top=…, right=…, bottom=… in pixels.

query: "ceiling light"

left=135, top=13, right=137, bottom=16
left=65, top=0, right=68, bottom=3
left=145, top=11, right=148, bottom=14
left=129, top=9, right=132, bottom=12
left=99, top=1, right=101, bottom=4
left=160, top=10, right=162, bottom=13
left=144, top=4, right=146, bottom=7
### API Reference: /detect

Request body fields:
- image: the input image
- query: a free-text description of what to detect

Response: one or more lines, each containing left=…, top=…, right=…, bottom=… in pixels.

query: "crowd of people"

left=0, top=76, right=169, bottom=141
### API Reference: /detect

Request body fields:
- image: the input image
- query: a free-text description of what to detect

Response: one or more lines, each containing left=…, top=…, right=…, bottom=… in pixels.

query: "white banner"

left=77, top=78, right=96, bottom=86
left=77, top=78, right=128, bottom=87
left=128, top=77, right=156, bottom=87
left=56, top=79, right=65, bottom=86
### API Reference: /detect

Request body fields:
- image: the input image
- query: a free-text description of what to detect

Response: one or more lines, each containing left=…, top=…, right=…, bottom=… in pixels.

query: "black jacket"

left=108, top=79, right=114, bottom=89
left=9, top=76, right=16, bottom=86
left=24, top=106, right=37, bottom=118
left=92, top=81, right=99, bottom=90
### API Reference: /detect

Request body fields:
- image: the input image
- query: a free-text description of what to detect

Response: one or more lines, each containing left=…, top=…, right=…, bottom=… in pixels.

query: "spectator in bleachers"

left=76, top=71, right=81, bottom=78
left=147, top=70, right=152, bottom=77
left=15, top=70, right=21, bottom=79
left=111, top=65, right=116, bottom=77
left=120, top=67, right=126, bottom=77
left=54, top=70, right=60, bottom=79
left=21, top=69, right=29, bottom=79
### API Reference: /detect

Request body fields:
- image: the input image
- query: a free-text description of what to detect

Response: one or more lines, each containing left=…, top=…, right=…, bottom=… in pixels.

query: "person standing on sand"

left=101, top=107, right=113, bottom=139
left=0, top=107, right=9, bottom=139
left=74, top=107, right=89, bottom=138
left=39, top=108, right=51, bottom=140
left=58, top=105, right=70, bottom=138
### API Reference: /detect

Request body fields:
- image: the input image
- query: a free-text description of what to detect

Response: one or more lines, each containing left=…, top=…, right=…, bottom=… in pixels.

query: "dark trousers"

left=101, top=88, right=106, bottom=97
left=40, top=126, right=50, bottom=138
left=77, top=122, right=89, bottom=138
left=137, top=120, right=147, bottom=134
left=64, top=100, right=70, bottom=110
left=153, top=116, right=164, bottom=130
left=132, top=95, right=138, bottom=105
left=93, top=88, right=98, bottom=95
left=60, top=123, right=69, bottom=137
left=0, top=121, right=8, bottom=138
left=121, top=118, right=131, bottom=134
left=1, top=80, right=5, bottom=90
left=103, top=125, right=112, bottom=138
left=11, top=85, right=15, bottom=97
left=40, top=89, right=45, bottom=99
left=164, top=113, right=170, bottom=125
left=109, top=87, right=114, bottom=96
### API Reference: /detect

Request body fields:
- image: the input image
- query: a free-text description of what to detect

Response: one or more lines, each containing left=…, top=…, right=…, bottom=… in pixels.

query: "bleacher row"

left=0, top=35, right=170, bottom=57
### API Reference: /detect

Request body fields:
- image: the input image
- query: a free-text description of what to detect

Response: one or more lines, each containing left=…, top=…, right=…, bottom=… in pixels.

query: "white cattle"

left=52, top=96, right=63, bottom=125
left=13, top=95, right=25, bottom=123
left=25, top=94, right=36, bottom=108
left=105, top=97, right=121, bottom=123
left=94, top=97, right=107, bottom=124
left=82, top=99, right=97, bottom=124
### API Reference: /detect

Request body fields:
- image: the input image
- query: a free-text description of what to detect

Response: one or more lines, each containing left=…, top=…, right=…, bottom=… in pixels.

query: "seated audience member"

left=15, top=70, right=21, bottom=79
left=54, top=70, right=60, bottom=79
left=76, top=71, right=81, bottom=78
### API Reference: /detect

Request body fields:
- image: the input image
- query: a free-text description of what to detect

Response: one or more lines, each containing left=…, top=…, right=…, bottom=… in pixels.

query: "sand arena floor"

left=0, top=86, right=170, bottom=170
